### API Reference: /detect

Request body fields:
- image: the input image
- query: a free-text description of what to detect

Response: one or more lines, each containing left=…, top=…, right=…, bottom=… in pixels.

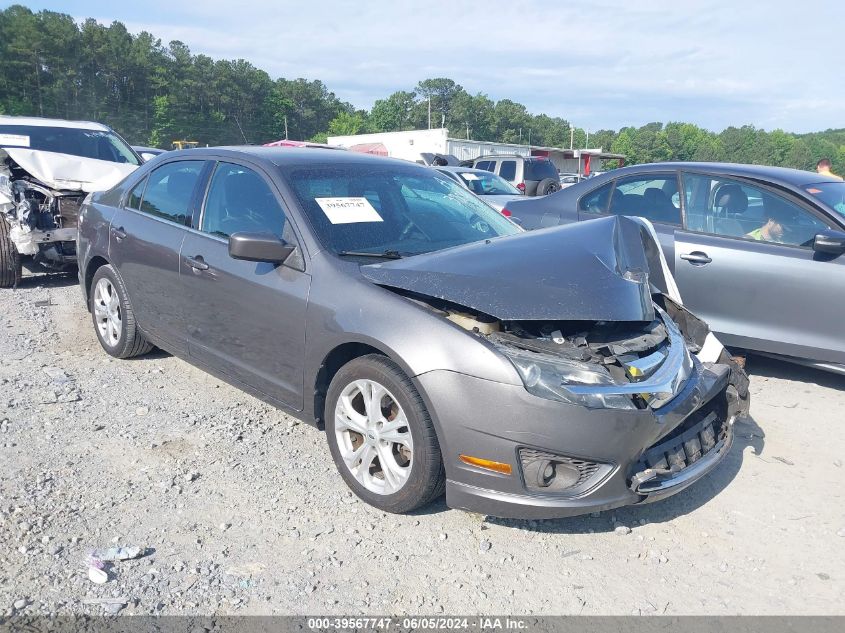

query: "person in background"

left=816, top=158, right=843, bottom=180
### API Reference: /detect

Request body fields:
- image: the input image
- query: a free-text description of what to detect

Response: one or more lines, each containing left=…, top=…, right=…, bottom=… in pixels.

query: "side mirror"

left=813, top=230, right=845, bottom=255
left=229, top=232, right=296, bottom=264
left=140, top=152, right=158, bottom=162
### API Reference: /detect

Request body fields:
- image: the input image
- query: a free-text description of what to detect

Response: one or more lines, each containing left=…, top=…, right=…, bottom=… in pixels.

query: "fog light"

left=519, top=448, right=611, bottom=494
left=526, top=459, right=581, bottom=490
left=459, top=454, right=512, bottom=475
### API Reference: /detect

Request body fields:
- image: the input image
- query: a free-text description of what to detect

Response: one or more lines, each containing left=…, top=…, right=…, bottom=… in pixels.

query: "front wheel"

left=90, top=264, right=153, bottom=359
left=325, top=354, right=445, bottom=513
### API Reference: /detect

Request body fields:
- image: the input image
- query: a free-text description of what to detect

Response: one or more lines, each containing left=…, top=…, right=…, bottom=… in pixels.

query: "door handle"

left=680, top=251, right=712, bottom=265
left=186, top=255, right=209, bottom=271
left=110, top=226, right=127, bottom=241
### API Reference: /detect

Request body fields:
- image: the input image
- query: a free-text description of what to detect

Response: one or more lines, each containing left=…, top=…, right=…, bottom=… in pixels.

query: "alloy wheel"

left=334, top=379, right=414, bottom=495
left=93, top=277, right=122, bottom=347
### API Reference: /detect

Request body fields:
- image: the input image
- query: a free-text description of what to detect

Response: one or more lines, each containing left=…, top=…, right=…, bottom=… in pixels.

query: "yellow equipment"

left=171, top=140, right=199, bottom=150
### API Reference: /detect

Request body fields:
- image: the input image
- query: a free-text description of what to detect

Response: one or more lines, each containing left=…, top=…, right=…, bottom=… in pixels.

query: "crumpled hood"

left=361, top=215, right=676, bottom=322
left=0, top=147, right=137, bottom=192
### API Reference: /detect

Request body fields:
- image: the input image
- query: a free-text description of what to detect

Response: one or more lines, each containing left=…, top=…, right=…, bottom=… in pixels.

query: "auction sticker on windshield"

left=0, top=133, right=30, bottom=147
left=315, top=197, right=383, bottom=224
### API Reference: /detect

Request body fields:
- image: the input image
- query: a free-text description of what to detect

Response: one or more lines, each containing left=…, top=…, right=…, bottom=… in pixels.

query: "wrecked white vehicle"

left=0, top=116, right=141, bottom=287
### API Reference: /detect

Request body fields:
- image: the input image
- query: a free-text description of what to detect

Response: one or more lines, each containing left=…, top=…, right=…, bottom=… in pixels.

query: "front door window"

left=683, top=173, right=830, bottom=246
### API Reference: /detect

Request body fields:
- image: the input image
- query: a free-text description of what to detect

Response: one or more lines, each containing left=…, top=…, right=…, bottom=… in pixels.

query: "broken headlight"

left=498, top=346, right=637, bottom=410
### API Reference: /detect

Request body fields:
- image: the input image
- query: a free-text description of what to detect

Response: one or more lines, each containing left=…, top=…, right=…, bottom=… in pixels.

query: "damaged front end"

left=422, top=292, right=749, bottom=509
left=361, top=216, right=750, bottom=513
left=1, top=149, right=85, bottom=278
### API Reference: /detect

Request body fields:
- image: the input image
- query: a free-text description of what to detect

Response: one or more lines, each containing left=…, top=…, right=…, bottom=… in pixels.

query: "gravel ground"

left=1, top=275, right=844, bottom=617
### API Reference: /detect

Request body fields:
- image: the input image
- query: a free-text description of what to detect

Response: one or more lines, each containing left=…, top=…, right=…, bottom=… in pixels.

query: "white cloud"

left=75, top=0, right=845, bottom=132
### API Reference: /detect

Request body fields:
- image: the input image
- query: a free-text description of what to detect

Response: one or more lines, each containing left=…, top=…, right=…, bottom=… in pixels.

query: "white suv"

left=471, top=155, right=561, bottom=196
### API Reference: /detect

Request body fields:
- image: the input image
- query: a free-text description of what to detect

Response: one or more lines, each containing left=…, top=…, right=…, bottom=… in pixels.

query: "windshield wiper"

left=337, top=249, right=403, bottom=259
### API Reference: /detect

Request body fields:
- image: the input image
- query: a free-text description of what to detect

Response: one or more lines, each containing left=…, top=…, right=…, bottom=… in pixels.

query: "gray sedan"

left=77, top=148, right=748, bottom=518
left=504, top=162, right=845, bottom=375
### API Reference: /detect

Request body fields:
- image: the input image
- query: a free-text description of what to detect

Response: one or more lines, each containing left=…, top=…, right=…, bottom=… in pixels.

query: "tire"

left=0, top=214, right=22, bottom=288
left=536, top=178, right=561, bottom=196
left=325, top=354, right=446, bottom=513
left=90, top=264, right=153, bottom=359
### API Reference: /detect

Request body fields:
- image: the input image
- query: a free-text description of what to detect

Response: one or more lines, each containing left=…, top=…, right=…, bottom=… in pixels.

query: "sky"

left=15, top=0, right=845, bottom=133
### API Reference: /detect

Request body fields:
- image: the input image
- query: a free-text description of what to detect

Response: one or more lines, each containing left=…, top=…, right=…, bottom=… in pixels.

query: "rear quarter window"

left=499, top=161, right=517, bottom=181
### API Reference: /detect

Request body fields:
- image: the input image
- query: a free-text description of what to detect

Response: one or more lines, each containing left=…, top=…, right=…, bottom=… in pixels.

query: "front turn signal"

left=459, top=454, right=513, bottom=475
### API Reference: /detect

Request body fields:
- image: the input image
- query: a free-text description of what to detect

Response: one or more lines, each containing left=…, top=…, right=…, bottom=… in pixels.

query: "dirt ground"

left=1, top=274, right=843, bottom=617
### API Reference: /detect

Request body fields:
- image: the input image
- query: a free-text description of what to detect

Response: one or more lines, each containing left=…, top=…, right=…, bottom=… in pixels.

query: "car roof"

left=608, top=161, right=837, bottom=186
left=172, top=146, right=425, bottom=171
left=0, top=115, right=111, bottom=132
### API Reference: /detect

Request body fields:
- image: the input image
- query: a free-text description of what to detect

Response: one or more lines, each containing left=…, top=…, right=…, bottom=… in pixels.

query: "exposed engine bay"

left=1, top=144, right=137, bottom=285
left=397, top=287, right=749, bottom=414
left=0, top=154, right=84, bottom=270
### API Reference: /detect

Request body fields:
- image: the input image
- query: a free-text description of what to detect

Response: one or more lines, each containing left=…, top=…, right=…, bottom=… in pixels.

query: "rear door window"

left=475, top=160, right=495, bottom=172
left=139, top=161, right=203, bottom=225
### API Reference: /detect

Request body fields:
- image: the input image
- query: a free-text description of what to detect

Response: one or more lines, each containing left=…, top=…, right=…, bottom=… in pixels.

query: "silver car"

left=505, top=162, right=845, bottom=375
left=434, top=166, right=524, bottom=214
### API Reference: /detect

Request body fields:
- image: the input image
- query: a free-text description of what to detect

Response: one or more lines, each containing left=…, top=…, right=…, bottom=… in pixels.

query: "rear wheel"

left=536, top=178, right=561, bottom=196
left=325, top=354, right=445, bottom=513
left=0, top=215, right=22, bottom=288
left=90, top=265, right=153, bottom=358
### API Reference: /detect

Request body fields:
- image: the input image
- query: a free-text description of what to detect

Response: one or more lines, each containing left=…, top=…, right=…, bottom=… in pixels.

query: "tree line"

left=1, top=5, right=842, bottom=174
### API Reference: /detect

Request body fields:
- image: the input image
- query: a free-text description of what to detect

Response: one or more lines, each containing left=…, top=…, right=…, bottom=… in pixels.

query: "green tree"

left=416, top=78, right=462, bottom=128
left=369, top=90, right=418, bottom=132
left=327, top=111, right=367, bottom=137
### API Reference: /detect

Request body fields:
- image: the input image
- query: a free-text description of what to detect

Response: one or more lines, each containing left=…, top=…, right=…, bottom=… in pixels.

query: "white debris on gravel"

left=1, top=278, right=844, bottom=616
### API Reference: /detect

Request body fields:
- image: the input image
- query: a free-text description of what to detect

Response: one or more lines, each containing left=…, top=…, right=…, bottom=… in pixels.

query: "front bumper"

left=416, top=359, right=745, bottom=519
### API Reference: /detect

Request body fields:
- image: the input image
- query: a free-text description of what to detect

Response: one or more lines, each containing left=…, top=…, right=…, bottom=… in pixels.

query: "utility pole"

left=428, top=97, right=431, bottom=130
left=528, top=129, right=531, bottom=146
left=585, top=129, right=590, bottom=148
left=570, top=127, right=574, bottom=150
left=284, top=116, right=288, bottom=140
left=466, top=122, right=470, bottom=139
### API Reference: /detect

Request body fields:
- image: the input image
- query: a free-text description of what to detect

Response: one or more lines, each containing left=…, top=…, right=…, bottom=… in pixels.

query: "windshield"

left=804, top=182, right=845, bottom=217
left=456, top=171, right=521, bottom=195
left=0, top=124, right=140, bottom=165
left=285, top=164, right=520, bottom=257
